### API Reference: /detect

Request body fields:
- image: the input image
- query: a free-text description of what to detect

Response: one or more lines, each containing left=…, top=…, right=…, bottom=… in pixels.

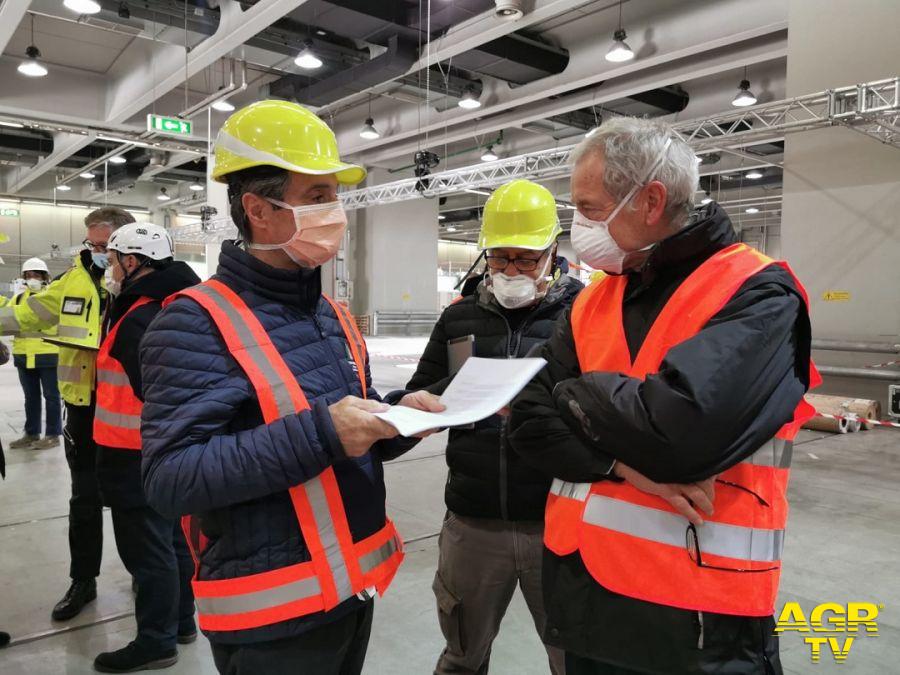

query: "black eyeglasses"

left=685, top=523, right=779, bottom=574
left=82, top=239, right=107, bottom=253
left=485, top=253, right=546, bottom=272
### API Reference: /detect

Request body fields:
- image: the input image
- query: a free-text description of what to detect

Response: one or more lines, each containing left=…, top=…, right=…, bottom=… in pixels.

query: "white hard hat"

left=107, top=222, right=174, bottom=261
left=22, top=257, right=49, bottom=274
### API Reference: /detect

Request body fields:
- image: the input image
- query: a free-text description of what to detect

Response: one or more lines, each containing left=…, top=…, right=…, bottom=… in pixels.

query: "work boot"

left=94, top=642, right=178, bottom=673
left=52, top=579, right=97, bottom=621
left=31, top=435, right=60, bottom=450
left=9, top=434, right=39, bottom=449
left=177, top=618, right=197, bottom=644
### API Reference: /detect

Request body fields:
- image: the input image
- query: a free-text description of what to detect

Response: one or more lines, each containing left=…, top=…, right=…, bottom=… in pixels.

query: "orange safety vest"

left=168, top=279, right=403, bottom=633
left=544, top=243, right=820, bottom=617
left=94, top=296, right=155, bottom=450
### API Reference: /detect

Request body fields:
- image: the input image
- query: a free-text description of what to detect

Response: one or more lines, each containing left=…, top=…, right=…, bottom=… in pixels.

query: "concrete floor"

left=0, top=336, right=898, bottom=674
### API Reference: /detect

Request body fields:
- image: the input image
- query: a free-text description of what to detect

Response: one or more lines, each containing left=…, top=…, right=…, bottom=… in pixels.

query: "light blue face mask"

left=91, top=252, right=111, bottom=269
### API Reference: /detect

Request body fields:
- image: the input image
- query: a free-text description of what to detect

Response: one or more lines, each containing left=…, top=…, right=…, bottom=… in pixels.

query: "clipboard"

left=447, top=334, right=474, bottom=376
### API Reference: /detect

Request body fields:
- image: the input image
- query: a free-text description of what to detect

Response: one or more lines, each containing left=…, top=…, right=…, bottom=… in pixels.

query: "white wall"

left=781, top=0, right=900, bottom=340
left=352, top=171, right=439, bottom=315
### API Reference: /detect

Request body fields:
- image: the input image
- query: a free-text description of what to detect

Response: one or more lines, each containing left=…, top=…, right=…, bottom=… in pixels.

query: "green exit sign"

left=0, top=208, right=19, bottom=217
left=147, top=114, right=192, bottom=137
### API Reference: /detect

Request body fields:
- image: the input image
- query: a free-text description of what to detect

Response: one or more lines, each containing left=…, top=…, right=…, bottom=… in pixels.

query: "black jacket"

left=96, top=261, right=200, bottom=509
left=508, top=204, right=811, bottom=673
left=404, top=273, right=583, bottom=521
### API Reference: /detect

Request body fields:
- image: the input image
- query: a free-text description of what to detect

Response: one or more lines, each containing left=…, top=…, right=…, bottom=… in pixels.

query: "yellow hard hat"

left=212, top=100, right=366, bottom=185
left=478, top=179, right=562, bottom=250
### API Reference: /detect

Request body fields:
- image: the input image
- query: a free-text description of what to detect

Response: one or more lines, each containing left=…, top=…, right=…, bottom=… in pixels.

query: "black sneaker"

left=51, top=579, right=97, bottom=621
left=94, top=642, right=178, bottom=673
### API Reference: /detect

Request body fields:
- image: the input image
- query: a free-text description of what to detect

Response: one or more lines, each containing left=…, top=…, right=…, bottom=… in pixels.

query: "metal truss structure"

left=171, top=77, right=899, bottom=243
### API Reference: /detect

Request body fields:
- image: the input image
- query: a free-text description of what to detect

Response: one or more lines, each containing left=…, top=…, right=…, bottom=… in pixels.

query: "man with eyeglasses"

left=0, top=206, right=135, bottom=621
left=399, top=179, right=580, bottom=675
left=508, top=117, right=816, bottom=674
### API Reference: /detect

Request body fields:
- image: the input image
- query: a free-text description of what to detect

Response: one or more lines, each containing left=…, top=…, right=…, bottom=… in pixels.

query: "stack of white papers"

left=375, top=356, right=547, bottom=436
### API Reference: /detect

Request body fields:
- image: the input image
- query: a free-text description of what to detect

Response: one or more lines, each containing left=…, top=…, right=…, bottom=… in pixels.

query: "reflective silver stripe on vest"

left=549, top=479, right=591, bottom=501
left=57, top=364, right=85, bottom=384
left=742, top=438, right=793, bottom=469
left=95, top=406, right=141, bottom=430
left=191, top=285, right=296, bottom=418
left=359, top=536, right=400, bottom=575
left=0, top=308, right=21, bottom=333
left=195, top=574, right=321, bottom=617
left=97, top=369, right=131, bottom=387
left=56, top=324, right=90, bottom=339
left=303, top=477, right=355, bottom=601
left=583, top=494, right=784, bottom=563
left=26, top=295, right=57, bottom=323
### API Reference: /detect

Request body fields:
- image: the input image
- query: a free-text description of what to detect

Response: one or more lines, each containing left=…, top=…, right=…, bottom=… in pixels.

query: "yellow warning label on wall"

left=823, top=291, right=851, bottom=302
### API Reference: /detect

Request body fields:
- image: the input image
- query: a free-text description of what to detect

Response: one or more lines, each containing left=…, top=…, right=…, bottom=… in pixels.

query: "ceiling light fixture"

left=732, top=67, right=758, bottom=107
left=360, top=118, right=380, bottom=140
left=458, top=87, right=482, bottom=109
left=108, top=155, right=127, bottom=164
left=605, top=1, right=634, bottom=63
left=464, top=188, right=491, bottom=196
left=79, top=172, right=95, bottom=179
left=189, top=181, right=204, bottom=191
left=157, top=187, right=171, bottom=201
left=18, top=16, right=48, bottom=78
left=55, top=184, right=72, bottom=191
left=447, top=226, right=458, bottom=232
left=745, top=206, right=759, bottom=214
left=211, top=88, right=235, bottom=112
left=64, top=0, right=102, bottom=14
left=294, top=44, right=323, bottom=70
left=438, top=214, right=446, bottom=220
left=481, top=146, right=498, bottom=162
left=0, top=120, right=25, bottom=128
left=745, top=169, right=763, bottom=179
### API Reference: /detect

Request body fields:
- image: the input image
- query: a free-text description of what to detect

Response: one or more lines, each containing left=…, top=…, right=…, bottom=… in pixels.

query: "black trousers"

left=63, top=401, right=103, bottom=580
left=111, top=506, right=196, bottom=652
left=210, top=602, right=374, bottom=675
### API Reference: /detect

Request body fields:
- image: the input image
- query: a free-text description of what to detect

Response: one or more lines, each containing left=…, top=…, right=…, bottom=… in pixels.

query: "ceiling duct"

left=270, top=34, right=419, bottom=106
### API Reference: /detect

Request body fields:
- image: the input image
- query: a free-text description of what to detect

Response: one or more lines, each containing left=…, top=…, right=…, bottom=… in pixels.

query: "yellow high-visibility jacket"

left=0, top=252, right=105, bottom=406
left=0, top=289, right=59, bottom=368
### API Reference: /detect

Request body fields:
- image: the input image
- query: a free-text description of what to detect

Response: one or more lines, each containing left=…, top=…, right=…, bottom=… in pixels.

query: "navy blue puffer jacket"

left=140, top=241, right=415, bottom=645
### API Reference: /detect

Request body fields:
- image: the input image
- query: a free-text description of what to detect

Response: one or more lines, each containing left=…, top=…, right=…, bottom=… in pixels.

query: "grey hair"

left=571, top=117, right=699, bottom=229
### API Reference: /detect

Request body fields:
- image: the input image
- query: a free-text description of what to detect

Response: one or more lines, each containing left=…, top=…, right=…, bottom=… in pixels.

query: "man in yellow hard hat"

left=139, top=100, right=443, bottom=675
left=397, top=179, right=580, bottom=675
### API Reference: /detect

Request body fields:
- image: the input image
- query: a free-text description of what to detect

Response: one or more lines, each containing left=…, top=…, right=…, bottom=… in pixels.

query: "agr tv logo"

left=775, top=602, right=882, bottom=663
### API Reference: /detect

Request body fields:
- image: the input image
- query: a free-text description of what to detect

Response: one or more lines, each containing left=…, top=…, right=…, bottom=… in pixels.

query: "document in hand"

left=375, top=356, right=547, bottom=437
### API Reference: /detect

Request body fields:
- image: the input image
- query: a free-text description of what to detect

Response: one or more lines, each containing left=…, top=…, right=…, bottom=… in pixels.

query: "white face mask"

left=104, top=267, right=121, bottom=297
left=25, top=278, right=44, bottom=292
left=489, top=254, right=553, bottom=309
left=571, top=138, right=673, bottom=274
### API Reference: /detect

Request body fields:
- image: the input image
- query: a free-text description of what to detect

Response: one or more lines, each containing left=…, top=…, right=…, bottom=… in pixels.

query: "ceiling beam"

left=334, top=0, right=788, bottom=156
left=313, top=0, right=595, bottom=116
left=105, top=0, right=312, bottom=124
left=0, top=0, right=31, bottom=55
left=353, top=31, right=788, bottom=167
left=6, top=132, right=95, bottom=193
